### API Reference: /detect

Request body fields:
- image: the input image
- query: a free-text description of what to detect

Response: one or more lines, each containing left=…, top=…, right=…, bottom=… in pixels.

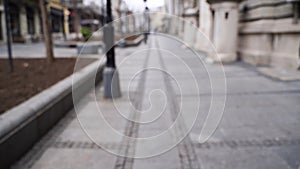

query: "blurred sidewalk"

left=12, top=35, right=300, bottom=169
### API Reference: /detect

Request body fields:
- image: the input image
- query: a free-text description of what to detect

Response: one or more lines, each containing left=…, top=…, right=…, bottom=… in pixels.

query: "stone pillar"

left=183, top=20, right=196, bottom=47
left=174, top=0, right=179, bottom=15
left=199, top=0, right=213, bottom=37
left=1, top=6, right=7, bottom=43
left=20, top=6, right=30, bottom=42
left=167, top=0, right=174, bottom=15
left=177, top=0, right=185, bottom=38
left=63, top=9, right=69, bottom=36
left=34, top=9, right=41, bottom=40
left=208, top=0, right=240, bottom=63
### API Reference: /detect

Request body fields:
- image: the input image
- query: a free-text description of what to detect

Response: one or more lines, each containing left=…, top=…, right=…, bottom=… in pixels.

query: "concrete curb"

left=0, top=60, right=104, bottom=169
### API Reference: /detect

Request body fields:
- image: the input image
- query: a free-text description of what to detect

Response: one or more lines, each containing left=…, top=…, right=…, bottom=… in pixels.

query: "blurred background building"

left=238, top=0, right=300, bottom=71
left=0, top=0, right=299, bottom=71
left=0, top=0, right=42, bottom=43
left=0, top=0, right=104, bottom=43
left=165, top=0, right=300, bottom=71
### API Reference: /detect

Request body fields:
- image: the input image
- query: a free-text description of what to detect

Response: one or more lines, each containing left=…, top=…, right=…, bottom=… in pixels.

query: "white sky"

left=84, top=0, right=165, bottom=12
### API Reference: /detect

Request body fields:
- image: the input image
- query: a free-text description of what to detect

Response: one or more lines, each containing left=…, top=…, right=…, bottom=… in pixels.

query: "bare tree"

left=39, top=0, right=55, bottom=62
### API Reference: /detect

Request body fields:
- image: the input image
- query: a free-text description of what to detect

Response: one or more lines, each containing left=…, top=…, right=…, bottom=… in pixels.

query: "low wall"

left=0, top=60, right=104, bottom=169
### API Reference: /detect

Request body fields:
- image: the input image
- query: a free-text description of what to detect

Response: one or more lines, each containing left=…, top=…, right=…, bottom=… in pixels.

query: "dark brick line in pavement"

left=240, top=89, right=300, bottom=95
left=155, top=37, right=202, bottom=169
left=176, top=89, right=300, bottom=98
left=194, top=138, right=300, bottom=149
left=50, top=141, right=118, bottom=150
left=41, top=137, right=300, bottom=151
left=114, top=44, right=151, bottom=169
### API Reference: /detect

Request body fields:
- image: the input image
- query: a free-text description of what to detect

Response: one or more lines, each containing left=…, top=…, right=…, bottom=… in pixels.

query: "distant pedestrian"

left=143, top=6, right=150, bottom=44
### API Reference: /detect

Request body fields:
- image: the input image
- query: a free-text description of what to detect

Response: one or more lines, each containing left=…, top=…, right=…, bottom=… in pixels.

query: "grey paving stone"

left=12, top=35, right=300, bottom=169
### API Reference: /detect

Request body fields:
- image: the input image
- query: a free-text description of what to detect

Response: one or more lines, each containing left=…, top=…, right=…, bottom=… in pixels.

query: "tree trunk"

left=39, top=0, right=55, bottom=63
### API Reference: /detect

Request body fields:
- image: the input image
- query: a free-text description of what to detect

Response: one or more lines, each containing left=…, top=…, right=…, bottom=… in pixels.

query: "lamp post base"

left=103, top=67, right=121, bottom=98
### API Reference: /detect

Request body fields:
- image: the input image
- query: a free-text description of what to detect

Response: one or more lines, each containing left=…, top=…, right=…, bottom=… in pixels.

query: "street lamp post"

left=103, top=0, right=121, bottom=98
left=143, top=0, right=150, bottom=44
left=3, top=0, right=14, bottom=72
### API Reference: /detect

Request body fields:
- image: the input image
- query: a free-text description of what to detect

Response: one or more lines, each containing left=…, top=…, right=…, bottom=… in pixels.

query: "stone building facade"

left=0, top=0, right=70, bottom=43
left=238, top=0, right=300, bottom=70
left=0, top=0, right=41, bottom=43
left=166, top=0, right=300, bottom=71
left=0, top=0, right=104, bottom=43
left=2, top=0, right=38, bottom=43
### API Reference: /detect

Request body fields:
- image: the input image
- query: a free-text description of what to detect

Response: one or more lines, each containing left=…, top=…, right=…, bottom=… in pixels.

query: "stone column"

left=167, top=0, right=174, bottom=15
left=177, top=0, right=184, bottom=38
left=171, top=0, right=179, bottom=35
left=34, top=9, right=41, bottom=40
left=208, top=0, right=240, bottom=63
left=199, top=0, right=213, bottom=37
left=1, top=6, right=7, bottom=43
left=19, top=6, right=29, bottom=42
left=194, top=0, right=212, bottom=51
left=63, top=9, right=69, bottom=36
left=174, top=0, right=179, bottom=15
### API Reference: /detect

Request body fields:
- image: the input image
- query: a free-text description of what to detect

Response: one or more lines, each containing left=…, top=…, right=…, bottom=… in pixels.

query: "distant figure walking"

left=143, top=4, right=150, bottom=44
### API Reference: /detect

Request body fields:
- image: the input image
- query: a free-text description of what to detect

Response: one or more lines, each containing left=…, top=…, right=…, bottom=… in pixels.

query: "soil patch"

left=0, top=58, right=95, bottom=114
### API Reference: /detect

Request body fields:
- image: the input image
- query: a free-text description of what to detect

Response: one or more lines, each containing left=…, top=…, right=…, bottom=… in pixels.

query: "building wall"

left=238, top=0, right=300, bottom=70
left=0, top=4, right=40, bottom=43
left=184, top=0, right=300, bottom=70
left=0, top=0, right=71, bottom=43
